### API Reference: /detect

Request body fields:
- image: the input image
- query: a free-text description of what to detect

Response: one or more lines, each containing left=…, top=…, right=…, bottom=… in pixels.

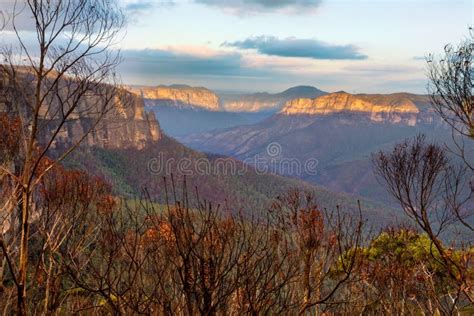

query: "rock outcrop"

left=220, top=86, right=327, bottom=112
left=129, top=85, right=327, bottom=113
left=130, top=85, right=221, bottom=111
left=51, top=93, right=162, bottom=150
left=0, top=69, right=161, bottom=150
left=280, top=92, right=429, bottom=126
left=221, top=96, right=281, bottom=112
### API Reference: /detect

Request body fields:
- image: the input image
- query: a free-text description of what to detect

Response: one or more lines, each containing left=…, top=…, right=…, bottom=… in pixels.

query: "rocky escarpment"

left=0, top=67, right=163, bottom=150
left=221, top=95, right=281, bottom=112
left=220, top=86, right=327, bottom=112
left=51, top=93, right=162, bottom=150
left=129, top=85, right=326, bottom=113
left=280, top=92, right=431, bottom=126
left=130, top=85, right=221, bottom=111
left=0, top=70, right=161, bottom=150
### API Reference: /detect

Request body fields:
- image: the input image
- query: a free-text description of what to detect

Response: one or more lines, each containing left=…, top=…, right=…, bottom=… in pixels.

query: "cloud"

left=223, top=36, right=368, bottom=60
left=123, top=0, right=174, bottom=14
left=195, top=0, right=321, bottom=15
left=413, top=55, right=428, bottom=61
left=115, top=46, right=425, bottom=93
left=120, top=47, right=274, bottom=78
left=124, top=1, right=155, bottom=13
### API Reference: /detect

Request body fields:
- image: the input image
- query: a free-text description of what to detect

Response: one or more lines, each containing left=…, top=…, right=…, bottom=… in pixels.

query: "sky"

left=1, top=0, right=473, bottom=93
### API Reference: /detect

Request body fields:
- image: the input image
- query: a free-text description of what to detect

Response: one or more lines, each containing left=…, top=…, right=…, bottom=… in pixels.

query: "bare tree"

left=427, top=30, right=474, bottom=169
left=373, top=135, right=473, bottom=308
left=232, top=216, right=297, bottom=315
left=0, top=0, right=125, bottom=314
left=373, top=31, right=474, bottom=313
left=268, top=190, right=365, bottom=315
left=59, top=178, right=300, bottom=315
left=60, top=197, right=157, bottom=315
left=151, top=179, right=250, bottom=315
left=0, top=10, right=6, bottom=31
left=34, top=163, right=115, bottom=314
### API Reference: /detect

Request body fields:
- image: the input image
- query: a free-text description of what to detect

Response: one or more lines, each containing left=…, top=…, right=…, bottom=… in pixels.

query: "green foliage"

left=366, top=230, right=444, bottom=271
left=64, top=147, right=137, bottom=197
left=369, top=230, right=431, bottom=260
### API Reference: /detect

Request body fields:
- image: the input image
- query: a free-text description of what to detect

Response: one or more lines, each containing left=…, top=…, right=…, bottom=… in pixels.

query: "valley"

left=139, top=88, right=449, bottom=205
left=56, top=87, right=402, bottom=225
left=129, top=84, right=327, bottom=136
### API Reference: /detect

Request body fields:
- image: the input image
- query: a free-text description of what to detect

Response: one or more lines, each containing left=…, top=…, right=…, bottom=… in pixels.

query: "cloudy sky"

left=2, top=0, right=472, bottom=93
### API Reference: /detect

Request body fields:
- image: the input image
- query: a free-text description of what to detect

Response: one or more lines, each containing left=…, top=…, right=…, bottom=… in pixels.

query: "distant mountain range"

left=219, top=85, right=327, bottom=112
left=179, top=92, right=448, bottom=205
left=3, top=71, right=462, bottom=235
left=127, top=84, right=327, bottom=136
left=129, top=84, right=327, bottom=112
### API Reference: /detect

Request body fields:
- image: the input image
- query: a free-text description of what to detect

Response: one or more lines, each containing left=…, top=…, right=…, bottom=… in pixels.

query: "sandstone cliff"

left=221, top=96, right=280, bottom=112
left=221, top=86, right=327, bottom=112
left=129, top=85, right=327, bottom=113
left=280, top=92, right=430, bottom=126
left=50, top=93, right=162, bottom=150
left=130, top=84, right=221, bottom=111
left=0, top=70, right=161, bottom=150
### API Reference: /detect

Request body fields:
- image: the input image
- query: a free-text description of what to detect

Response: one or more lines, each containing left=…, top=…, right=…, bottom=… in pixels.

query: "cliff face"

left=129, top=85, right=327, bottom=113
left=49, top=93, right=162, bottom=150
left=220, top=86, right=327, bottom=112
left=1, top=68, right=162, bottom=150
left=221, top=97, right=281, bottom=112
left=130, top=85, right=221, bottom=111
left=280, top=92, right=429, bottom=126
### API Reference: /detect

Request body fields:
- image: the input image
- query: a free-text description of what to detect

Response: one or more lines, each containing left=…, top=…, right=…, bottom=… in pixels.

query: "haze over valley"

left=124, top=83, right=457, bottom=208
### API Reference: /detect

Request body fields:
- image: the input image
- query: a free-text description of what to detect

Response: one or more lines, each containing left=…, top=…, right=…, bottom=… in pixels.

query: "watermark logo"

left=147, top=142, right=319, bottom=177
left=267, top=142, right=282, bottom=158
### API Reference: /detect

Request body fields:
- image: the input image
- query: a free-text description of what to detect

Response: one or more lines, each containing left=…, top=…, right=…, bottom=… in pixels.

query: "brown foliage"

left=0, top=114, right=21, bottom=163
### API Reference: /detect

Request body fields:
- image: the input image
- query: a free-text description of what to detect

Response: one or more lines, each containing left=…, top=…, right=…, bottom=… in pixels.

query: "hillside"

left=2, top=74, right=395, bottom=221
left=9, top=80, right=405, bottom=224
left=64, top=135, right=401, bottom=225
